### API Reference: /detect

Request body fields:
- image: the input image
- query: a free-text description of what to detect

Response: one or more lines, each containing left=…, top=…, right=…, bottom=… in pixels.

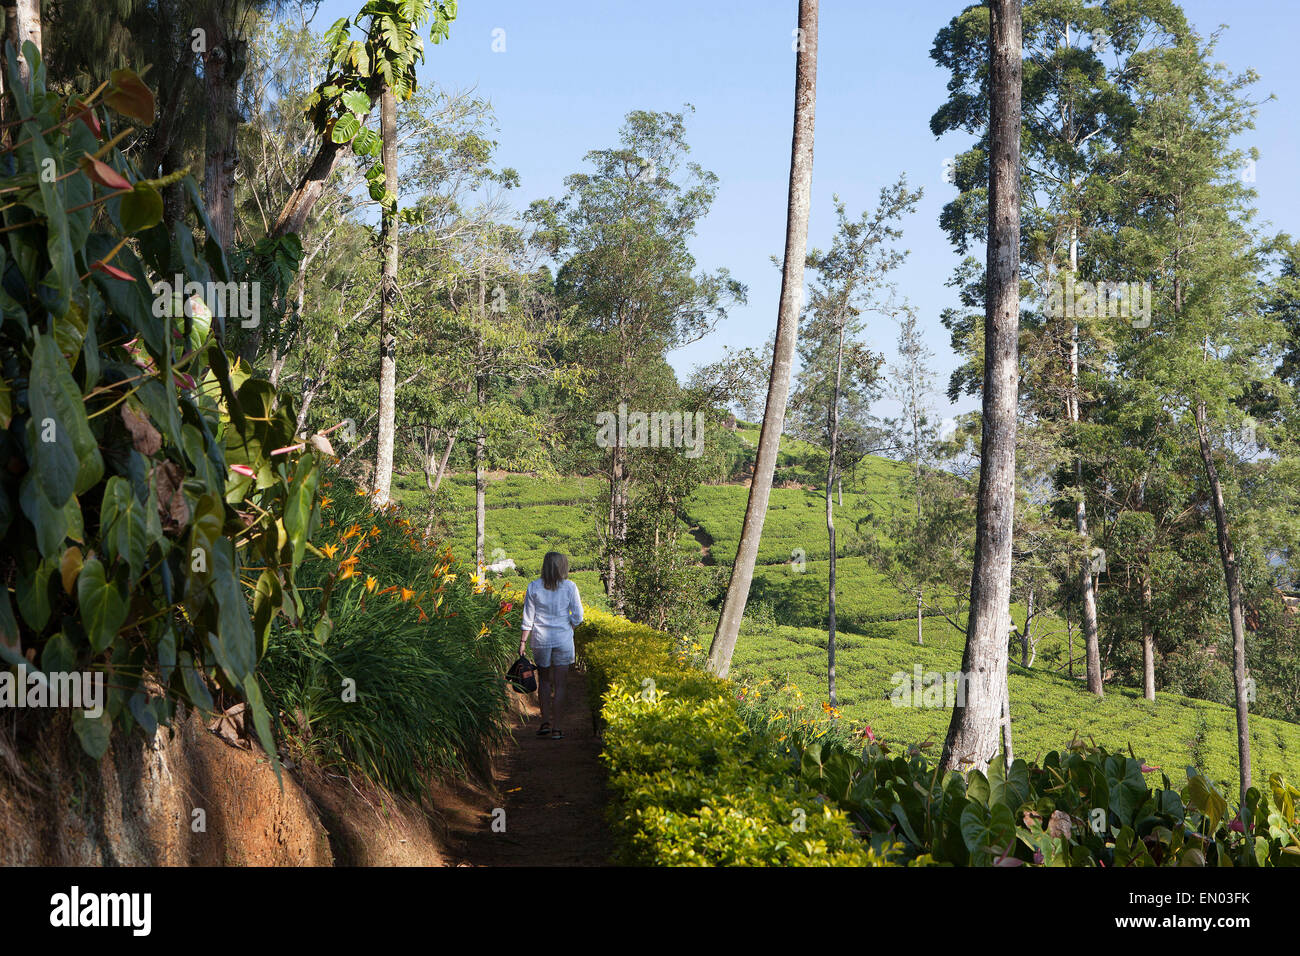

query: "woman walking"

left=519, top=551, right=584, bottom=739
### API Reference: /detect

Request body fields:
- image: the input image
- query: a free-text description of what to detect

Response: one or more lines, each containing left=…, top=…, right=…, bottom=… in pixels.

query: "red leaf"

left=68, top=101, right=103, bottom=139
left=91, top=260, right=134, bottom=281
left=79, top=154, right=131, bottom=191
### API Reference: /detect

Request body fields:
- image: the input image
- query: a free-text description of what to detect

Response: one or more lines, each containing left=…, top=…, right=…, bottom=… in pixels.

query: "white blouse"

left=521, top=578, right=584, bottom=646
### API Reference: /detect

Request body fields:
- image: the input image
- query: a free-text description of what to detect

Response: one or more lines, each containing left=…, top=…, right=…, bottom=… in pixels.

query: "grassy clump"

left=259, top=478, right=521, bottom=798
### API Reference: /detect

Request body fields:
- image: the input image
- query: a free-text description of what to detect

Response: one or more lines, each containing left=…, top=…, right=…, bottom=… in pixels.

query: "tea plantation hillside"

left=719, top=620, right=1300, bottom=794
left=392, top=442, right=1300, bottom=794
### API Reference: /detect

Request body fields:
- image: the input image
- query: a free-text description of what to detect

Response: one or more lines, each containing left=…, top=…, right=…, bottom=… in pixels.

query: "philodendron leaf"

left=72, top=709, right=112, bottom=760
left=100, top=476, right=149, bottom=583
left=120, top=182, right=164, bottom=233
left=77, top=556, right=127, bottom=654
left=330, top=112, right=360, bottom=144
left=29, top=331, right=103, bottom=507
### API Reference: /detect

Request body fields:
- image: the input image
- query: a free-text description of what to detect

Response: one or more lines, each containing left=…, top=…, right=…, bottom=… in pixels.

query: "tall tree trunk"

left=1141, top=574, right=1156, bottom=701
left=201, top=4, right=241, bottom=253
left=940, top=0, right=1021, bottom=775
left=1, top=0, right=39, bottom=157
left=244, top=95, right=375, bottom=364
left=1194, top=401, right=1252, bottom=803
left=1021, top=587, right=1035, bottom=668
left=431, top=431, right=456, bottom=496
left=916, top=587, right=924, bottom=645
left=825, top=320, right=845, bottom=708
left=1001, top=667, right=1014, bottom=763
left=1068, top=231, right=1104, bottom=696
left=707, top=0, right=818, bottom=678
left=475, top=377, right=486, bottom=568
left=4, top=0, right=41, bottom=85
left=475, top=268, right=487, bottom=569
left=371, top=87, right=399, bottom=507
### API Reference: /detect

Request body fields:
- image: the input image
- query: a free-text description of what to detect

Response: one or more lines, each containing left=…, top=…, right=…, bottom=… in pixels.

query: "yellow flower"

left=365, top=576, right=378, bottom=592
left=355, top=488, right=369, bottom=497
left=320, top=543, right=339, bottom=559
left=339, top=565, right=358, bottom=581
left=444, top=573, right=456, bottom=583
left=369, top=525, right=381, bottom=537
left=477, top=623, right=489, bottom=638
left=341, top=523, right=362, bottom=541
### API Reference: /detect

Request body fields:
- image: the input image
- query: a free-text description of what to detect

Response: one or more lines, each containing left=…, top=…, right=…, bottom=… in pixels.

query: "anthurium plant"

left=0, top=41, right=325, bottom=767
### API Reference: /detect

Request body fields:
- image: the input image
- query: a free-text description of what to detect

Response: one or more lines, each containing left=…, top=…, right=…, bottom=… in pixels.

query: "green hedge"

left=574, top=609, right=898, bottom=866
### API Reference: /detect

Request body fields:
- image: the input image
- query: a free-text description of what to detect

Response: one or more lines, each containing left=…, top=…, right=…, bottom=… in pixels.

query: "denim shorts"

left=531, top=639, right=574, bottom=667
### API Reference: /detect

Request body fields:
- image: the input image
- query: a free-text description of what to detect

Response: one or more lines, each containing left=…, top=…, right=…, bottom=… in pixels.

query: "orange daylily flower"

left=365, top=576, right=378, bottom=593
left=319, top=496, right=333, bottom=509
left=341, top=523, right=362, bottom=541
left=320, top=543, right=339, bottom=559
left=369, top=525, right=381, bottom=538
left=400, top=587, right=416, bottom=602
left=339, top=565, right=358, bottom=581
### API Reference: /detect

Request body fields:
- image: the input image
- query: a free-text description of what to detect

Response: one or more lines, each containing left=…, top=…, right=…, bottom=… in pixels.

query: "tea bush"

left=574, top=609, right=899, bottom=866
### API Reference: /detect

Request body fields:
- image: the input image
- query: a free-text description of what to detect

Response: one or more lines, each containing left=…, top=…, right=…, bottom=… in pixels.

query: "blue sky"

left=307, top=0, right=1300, bottom=427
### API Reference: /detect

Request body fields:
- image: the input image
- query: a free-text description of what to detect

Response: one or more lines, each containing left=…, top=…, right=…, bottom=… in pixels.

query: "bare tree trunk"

left=1068, top=230, right=1103, bottom=696
left=475, top=383, right=486, bottom=568
left=940, top=0, right=1021, bottom=775
left=1001, top=669, right=1014, bottom=763
left=707, top=0, right=818, bottom=678
left=1194, top=401, right=1252, bottom=803
left=825, top=321, right=845, bottom=708
left=1141, top=575, right=1156, bottom=701
left=916, top=587, right=924, bottom=646
left=1067, top=604, right=1074, bottom=679
left=1021, top=587, right=1035, bottom=667
left=201, top=5, right=241, bottom=253
left=371, top=87, right=399, bottom=508
left=4, top=0, right=41, bottom=85
left=431, top=431, right=456, bottom=496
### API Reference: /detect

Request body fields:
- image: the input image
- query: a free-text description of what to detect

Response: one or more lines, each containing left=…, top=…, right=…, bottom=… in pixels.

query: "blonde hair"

left=541, top=551, right=569, bottom=590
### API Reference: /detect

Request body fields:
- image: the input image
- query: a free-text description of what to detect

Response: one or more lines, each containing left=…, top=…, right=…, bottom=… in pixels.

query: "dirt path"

left=445, top=667, right=612, bottom=866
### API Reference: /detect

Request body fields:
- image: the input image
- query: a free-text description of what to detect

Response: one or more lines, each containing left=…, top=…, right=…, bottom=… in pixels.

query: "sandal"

left=551, top=728, right=564, bottom=739
left=535, top=722, right=551, bottom=737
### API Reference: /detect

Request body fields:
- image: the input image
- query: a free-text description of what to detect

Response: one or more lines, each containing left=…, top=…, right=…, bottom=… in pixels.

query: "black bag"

left=506, top=655, right=537, bottom=694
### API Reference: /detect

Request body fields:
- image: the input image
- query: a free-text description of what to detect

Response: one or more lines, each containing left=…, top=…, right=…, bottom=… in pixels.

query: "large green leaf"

left=22, top=117, right=76, bottom=318
left=100, top=476, right=150, bottom=582
left=18, top=473, right=81, bottom=558
left=28, top=331, right=103, bottom=507
left=330, top=112, right=361, bottom=144
left=120, top=181, right=164, bottom=233
left=77, top=556, right=127, bottom=654
left=283, top=455, right=319, bottom=572
left=72, top=709, right=112, bottom=759
left=206, top=536, right=256, bottom=683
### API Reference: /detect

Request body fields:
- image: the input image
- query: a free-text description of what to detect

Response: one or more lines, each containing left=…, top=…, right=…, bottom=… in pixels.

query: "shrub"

left=575, top=609, right=898, bottom=866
